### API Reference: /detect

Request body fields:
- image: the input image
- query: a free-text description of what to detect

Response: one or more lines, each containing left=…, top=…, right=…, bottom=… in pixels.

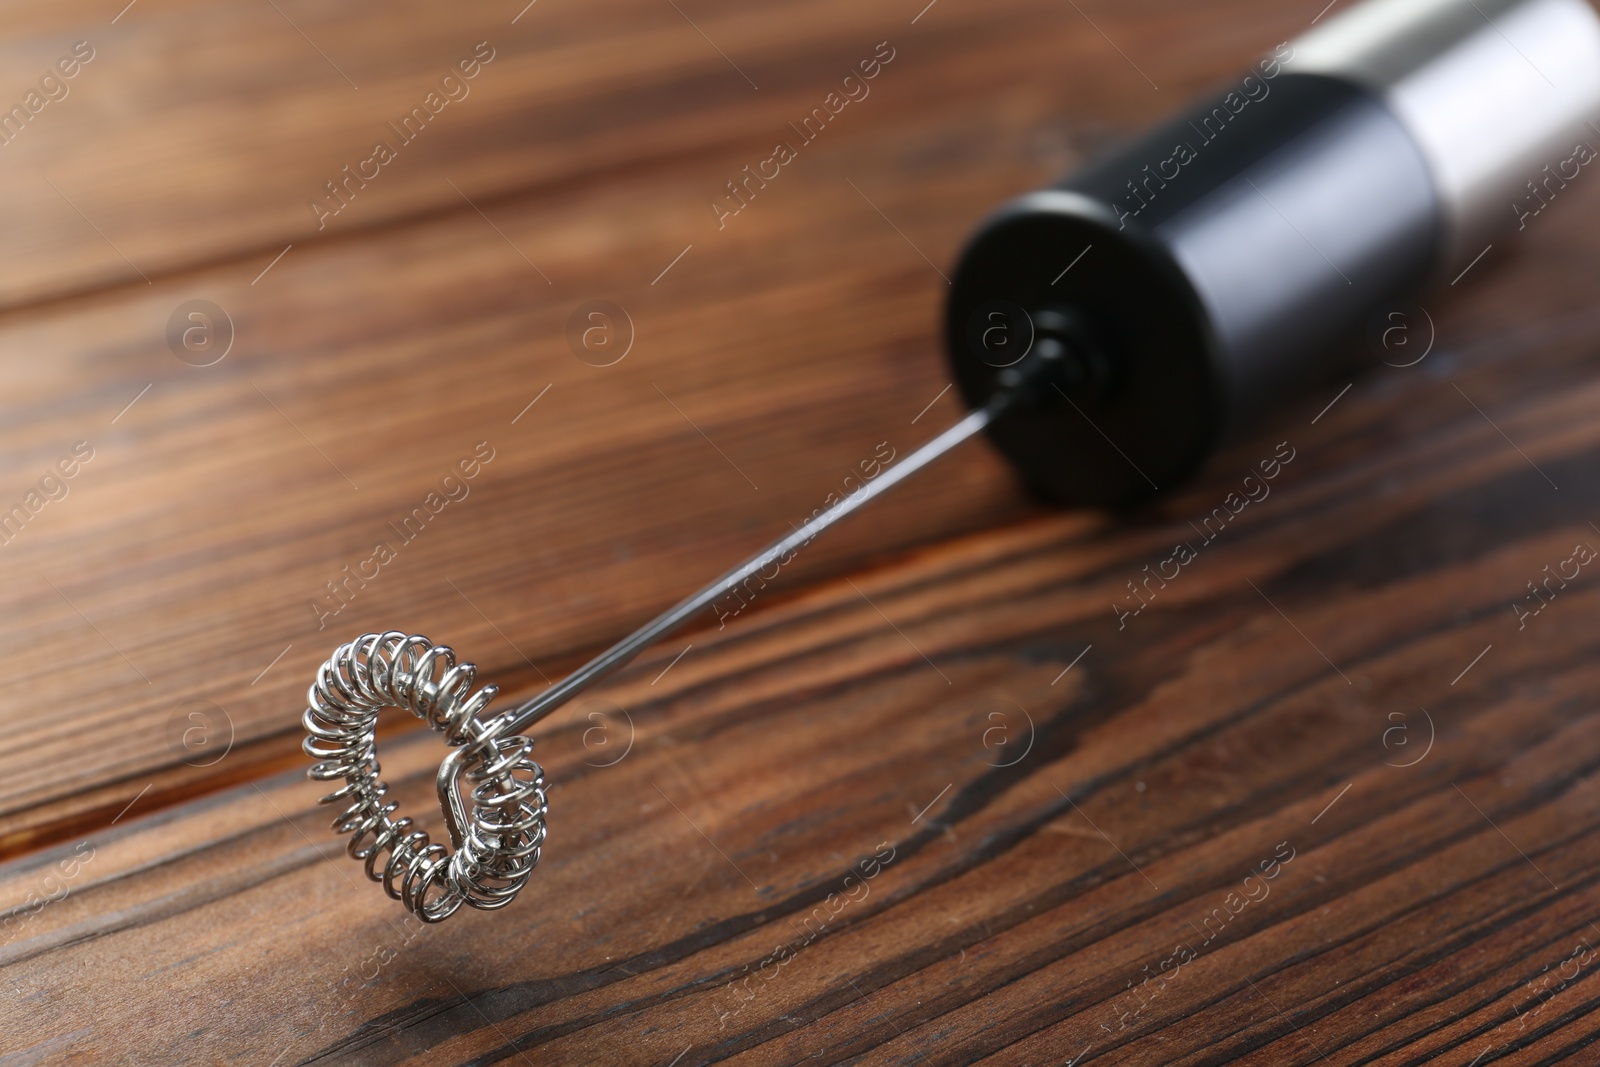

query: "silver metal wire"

left=302, top=632, right=548, bottom=922
left=503, top=400, right=1002, bottom=735
left=304, top=392, right=1012, bottom=919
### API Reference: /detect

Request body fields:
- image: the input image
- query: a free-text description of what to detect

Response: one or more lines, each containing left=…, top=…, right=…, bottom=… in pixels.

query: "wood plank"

left=5, top=0, right=1600, bottom=1058
left=4, top=261, right=1600, bottom=1059
left=0, top=109, right=1016, bottom=849
left=0, top=0, right=1298, bottom=310
left=0, top=0, right=1332, bottom=851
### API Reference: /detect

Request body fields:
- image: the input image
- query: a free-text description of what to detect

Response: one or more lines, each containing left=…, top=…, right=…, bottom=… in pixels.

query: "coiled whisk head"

left=301, top=632, right=549, bottom=922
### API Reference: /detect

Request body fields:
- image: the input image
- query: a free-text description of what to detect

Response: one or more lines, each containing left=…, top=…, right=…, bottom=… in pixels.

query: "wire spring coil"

left=302, top=632, right=549, bottom=922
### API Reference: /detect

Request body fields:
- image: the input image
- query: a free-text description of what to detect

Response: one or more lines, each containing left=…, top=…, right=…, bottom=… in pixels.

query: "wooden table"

left=3, top=0, right=1598, bottom=1062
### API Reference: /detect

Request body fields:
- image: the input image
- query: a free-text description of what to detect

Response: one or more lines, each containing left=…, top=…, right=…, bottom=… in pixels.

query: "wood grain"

left=0, top=0, right=1323, bottom=851
left=0, top=0, right=1295, bottom=311
left=2, top=0, right=1600, bottom=1062
left=6, top=294, right=1600, bottom=1062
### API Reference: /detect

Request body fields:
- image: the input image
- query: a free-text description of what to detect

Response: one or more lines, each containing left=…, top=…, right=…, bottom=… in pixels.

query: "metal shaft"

left=502, top=391, right=1010, bottom=733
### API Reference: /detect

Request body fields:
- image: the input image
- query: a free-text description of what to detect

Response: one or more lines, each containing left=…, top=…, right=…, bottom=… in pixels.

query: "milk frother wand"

left=303, top=0, right=1600, bottom=920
